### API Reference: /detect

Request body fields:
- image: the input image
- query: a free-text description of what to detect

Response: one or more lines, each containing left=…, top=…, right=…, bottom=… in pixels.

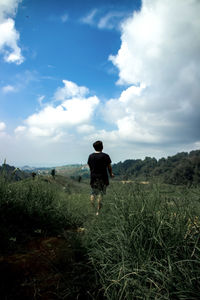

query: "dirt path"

left=0, top=229, right=96, bottom=300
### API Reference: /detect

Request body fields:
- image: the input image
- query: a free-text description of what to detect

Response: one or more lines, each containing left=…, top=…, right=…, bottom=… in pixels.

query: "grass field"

left=0, top=175, right=200, bottom=299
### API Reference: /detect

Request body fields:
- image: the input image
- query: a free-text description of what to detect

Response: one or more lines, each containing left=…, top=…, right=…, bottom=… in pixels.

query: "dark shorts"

left=91, top=185, right=107, bottom=196
left=90, top=179, right=107, bottom=196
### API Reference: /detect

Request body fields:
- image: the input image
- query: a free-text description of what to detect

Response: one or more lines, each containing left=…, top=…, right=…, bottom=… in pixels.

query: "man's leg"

left=96, top=194, right=102, bottom=215
left=90, top=194, right=95, bottom=207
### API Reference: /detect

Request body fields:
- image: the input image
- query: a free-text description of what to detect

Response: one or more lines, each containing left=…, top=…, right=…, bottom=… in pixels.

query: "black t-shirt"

left=87, top=152, right=111, bottom=187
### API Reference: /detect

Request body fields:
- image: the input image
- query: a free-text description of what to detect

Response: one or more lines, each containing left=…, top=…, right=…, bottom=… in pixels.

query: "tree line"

left=112, top=150, right=200, bottom=185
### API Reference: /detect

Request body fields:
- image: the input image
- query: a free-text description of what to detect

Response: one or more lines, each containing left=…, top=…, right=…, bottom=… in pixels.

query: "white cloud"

left=0, top=121, right=7, bottom=138
left=15, top=80, right=99, bottom=139
left=194, top=141, right=200, bottom=149
left=2, top=1, right=200, bottom=165
left=54, top=80, right=89, bottom=101
left=0, top=122, right=6, bottom=131
left=26, top=97, right=99, bottom=129
left=81, top=9, right=129, bottom=30
left=98, top=11, right=127, bottom=30
left=0, top=0, right=24, bottom=64
left=0, top=0, right=20, bottom=19
left=86, top=129, right=118, bottom=143
left=37, top=95, right=45, bottom=106
left=109, top=0, right=200, bottom=87
left=14, top=125, right=26, bottom=134
left=77, top=124, right=95, bottom=134
left=9, top=80, right=100, bottom=165
left=102, top=0, right=200, bottom=148
left=81, top=9, right=98, bottom=26
left=2, top=84, right=16, bottom=93
left=0, top=130, right=93, bottom=166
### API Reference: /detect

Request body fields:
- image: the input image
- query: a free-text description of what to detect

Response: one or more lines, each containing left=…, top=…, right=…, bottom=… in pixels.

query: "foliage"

left=0, top=163, right=30, bottom=181
left=0, top=175, right=100, bottom=299
left=0, top=176, right=89, bottom=254
left=84, top=182, right=200, bottom=299
left=1, top=174, right=200, bottom=299
left=112, top=149, right=200, bottom=185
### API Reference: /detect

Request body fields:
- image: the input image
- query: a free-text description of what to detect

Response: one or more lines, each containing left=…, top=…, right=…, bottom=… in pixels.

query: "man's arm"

left=87, top=155, right=91, bottom=170
left=108, top=164, right=114, bottom=178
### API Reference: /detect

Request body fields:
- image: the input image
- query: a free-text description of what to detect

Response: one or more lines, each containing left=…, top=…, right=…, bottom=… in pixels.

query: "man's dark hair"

left=93, top=140, right=103, bottom=151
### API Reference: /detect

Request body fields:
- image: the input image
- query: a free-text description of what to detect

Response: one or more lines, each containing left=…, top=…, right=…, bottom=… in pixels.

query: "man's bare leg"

left=96, top=194, right=102, bottom=215
left=90, top=194, right=95, bottom=208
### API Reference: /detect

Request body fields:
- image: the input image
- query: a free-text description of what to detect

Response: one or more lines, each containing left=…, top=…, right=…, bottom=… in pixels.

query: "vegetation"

left=0, top=175, right=95, bottom=299
left=0, top=152, right=200, bottom=299
left=112, top=150, right=200, bottom=185
left=84, top=182, right=200, bottom=299
left=0, top=175, right=90, bottom=254
left=0, top=163, right=30, bottom=181
left=6, top=149, right=200, bottom=185
left=23, top=164, right=90, bottom=179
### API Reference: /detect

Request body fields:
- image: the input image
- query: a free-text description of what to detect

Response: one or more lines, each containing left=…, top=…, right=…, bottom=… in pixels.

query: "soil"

left=0, top=229, right=96, bottom=300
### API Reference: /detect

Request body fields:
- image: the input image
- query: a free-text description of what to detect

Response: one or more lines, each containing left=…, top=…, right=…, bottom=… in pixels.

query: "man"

left=87, top=141, right=114, bottom=215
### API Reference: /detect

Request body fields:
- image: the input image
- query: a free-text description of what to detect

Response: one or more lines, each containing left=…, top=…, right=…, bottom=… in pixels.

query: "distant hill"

left=55, top=164, right=90, bottom=179
left=112, top=150, right=200, bottom=185
left=0, top=164, right=30, bottom=181
left=21, top=164, right=90, bottom=179
left=21, top=165, right=34, bottom=171
left=7, top=149, right=200, bottom=185
left=21, top=166, right=52, bottom=174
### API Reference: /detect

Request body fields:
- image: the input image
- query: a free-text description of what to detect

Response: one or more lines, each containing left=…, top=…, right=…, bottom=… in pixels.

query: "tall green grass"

left=1, top=175, right=200, bottom=299
left=84, top=183, right=200, bottom=299
left=0, top=176, right=90, bottom=254
left=0, top=176, right=98, bottom=299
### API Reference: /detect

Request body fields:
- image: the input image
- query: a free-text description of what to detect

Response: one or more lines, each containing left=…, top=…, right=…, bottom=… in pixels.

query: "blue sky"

left=0, top=0, right=200, bottom=166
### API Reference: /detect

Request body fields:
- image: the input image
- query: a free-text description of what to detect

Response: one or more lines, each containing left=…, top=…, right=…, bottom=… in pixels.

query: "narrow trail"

left=0, top=228, right=97, bottom=300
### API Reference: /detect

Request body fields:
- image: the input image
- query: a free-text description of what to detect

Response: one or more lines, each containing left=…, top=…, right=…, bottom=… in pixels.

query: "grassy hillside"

left=22, top=164, right=90, bottom=179
left=19, top=149, right=200, bottom=186
left=84, top=182, right=200, bottom=299
left=112, top=149, right=200, bottom=185
left=0, top=163, right=30, bottom=181
left=0, top=173, right=200, bottom=299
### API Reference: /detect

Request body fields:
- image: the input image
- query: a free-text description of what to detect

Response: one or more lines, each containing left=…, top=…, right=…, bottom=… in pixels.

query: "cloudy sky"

left=0, top=0, right=200, bottom=167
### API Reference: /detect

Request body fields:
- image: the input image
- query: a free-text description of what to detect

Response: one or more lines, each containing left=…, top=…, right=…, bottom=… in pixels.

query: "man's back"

left=88, top=152, right=111, bottom=186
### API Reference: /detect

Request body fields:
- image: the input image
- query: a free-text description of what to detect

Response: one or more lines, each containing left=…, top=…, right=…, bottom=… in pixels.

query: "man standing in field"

left=88, top=141, right=114, bottom=215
